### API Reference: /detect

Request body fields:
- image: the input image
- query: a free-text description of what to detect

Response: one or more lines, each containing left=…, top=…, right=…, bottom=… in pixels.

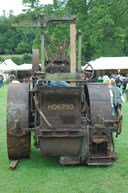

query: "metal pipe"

left=78, top=30, right=82, bottom=70
left=41, top=28, right=45, bottom=71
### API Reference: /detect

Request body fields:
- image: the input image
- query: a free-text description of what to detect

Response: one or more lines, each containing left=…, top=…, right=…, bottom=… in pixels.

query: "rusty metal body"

left=7, top=83, right=30, bottom=160
left=7, top=14, right=121, bottom=165
left=7, top=80, right=119, bottom=165
left=33, top=83, right=117, bottom=165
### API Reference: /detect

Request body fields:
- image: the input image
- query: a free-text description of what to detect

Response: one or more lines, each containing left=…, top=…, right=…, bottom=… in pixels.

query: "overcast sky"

left=0, top=0, right=53, bottom=16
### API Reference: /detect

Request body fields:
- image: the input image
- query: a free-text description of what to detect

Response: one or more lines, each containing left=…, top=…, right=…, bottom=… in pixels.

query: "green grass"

left=0, top=85, right=128, bottom=193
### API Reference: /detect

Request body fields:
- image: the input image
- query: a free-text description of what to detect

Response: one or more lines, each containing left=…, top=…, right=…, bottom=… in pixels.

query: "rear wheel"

left=7, top=83, right=31, bottom=160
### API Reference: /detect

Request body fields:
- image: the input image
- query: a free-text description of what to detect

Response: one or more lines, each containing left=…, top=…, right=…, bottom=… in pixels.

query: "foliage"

left=22, top=53, right=32, bottom=63
left=0, top=0, right=128, bottom=61
left=82, top=0, right=128, bottom=59
left=21, top=0, right=128, bottom=61
left=12, top=53, right=32, bottom=64
left=0, top=53, right=32, bottom=65
left=0, top=15, right=36, bottom=55
left=0, top=85, right=128, bottom=193
left=15, top=41, right=31, bottom=54
left=22, top=0, right=40, bottom=8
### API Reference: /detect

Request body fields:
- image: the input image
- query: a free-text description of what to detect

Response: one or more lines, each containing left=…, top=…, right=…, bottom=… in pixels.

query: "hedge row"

left=0, top=53, right=32, bottom=65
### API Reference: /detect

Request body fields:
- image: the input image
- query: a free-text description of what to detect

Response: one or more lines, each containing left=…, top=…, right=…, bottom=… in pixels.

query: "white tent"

left=82, top=57, right=128, bottom=70
left=17, top=63, right=42, bottom=71
left=0, top=59, right=19, bottom=72
left=17, top=64, right=32, bottom=71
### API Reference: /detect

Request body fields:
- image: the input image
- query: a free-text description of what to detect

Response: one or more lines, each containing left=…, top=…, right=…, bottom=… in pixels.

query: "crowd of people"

left=1, top=72, right=128, bottom=117
left=0, top=73, right=21, bottom=87
left=103, top=73, right=128, bottom=117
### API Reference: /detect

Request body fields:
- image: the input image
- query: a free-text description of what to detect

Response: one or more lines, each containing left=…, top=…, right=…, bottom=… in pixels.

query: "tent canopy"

left=0, top=59, right=19, bottom=72
left=0, top=60, right=33, bottom=72
left=82, top=57, right=128, bottom=70
left=17, top=64, right=32, bottom=71
left=1, top=57, right=128, bottom=72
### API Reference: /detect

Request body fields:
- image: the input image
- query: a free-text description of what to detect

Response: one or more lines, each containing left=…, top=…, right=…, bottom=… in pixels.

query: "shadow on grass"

left=19, top=144, right=114, bottom=171
left=19, top=146, right=60, bottom=170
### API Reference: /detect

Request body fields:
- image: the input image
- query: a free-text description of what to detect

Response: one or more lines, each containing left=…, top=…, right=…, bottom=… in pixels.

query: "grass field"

left=0, top=85, right=128, bottom=193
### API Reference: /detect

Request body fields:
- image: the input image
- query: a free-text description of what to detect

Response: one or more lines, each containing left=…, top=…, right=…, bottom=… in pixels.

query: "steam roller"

left=7, top=14, right=122, bottom=166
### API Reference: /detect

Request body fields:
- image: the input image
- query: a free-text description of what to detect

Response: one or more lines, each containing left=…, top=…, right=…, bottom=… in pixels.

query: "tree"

left=83, top=0, right=128, bottom=59
left=0, top=15, right=36, bottom=55
left=22, top=0, right=40, bottom=8
left=1, top=0, right=128, bottom=61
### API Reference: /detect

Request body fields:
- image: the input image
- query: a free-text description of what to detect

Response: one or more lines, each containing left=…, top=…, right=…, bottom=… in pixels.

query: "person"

left=122, top=77, right=128, bottom=101
left=10, top=75, right=20, bottom=83
left=115, top=75, right=122, bottom=88
left=125, top=77, right=128, bottom=101
left=111, top=79, right=124, bottom=110
left=111, top=72, right=114, bottom=78
left=98, top=76, right=103, bottom=83
left=0, top=73, right=4, bottom=87
left=104, top=79, right=115, bottom=117
left=9, top=74, right=16, bottom=81
left=103, top=75, right=109, bottom=81
left=122, top=77, right=127, bottom=93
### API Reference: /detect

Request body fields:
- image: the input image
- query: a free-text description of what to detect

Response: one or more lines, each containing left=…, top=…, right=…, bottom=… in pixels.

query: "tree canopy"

left=0, top=0, right=128, bottom=62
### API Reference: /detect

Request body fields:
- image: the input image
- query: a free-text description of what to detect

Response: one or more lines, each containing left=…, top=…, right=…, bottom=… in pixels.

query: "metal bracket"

left=8, top=120, right=28, bottom=137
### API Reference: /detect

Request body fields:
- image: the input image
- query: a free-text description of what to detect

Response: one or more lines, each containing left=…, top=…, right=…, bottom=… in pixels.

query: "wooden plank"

left=10, top=160, right=19, bottom=170
left=70, top=24, right=76, bottom=86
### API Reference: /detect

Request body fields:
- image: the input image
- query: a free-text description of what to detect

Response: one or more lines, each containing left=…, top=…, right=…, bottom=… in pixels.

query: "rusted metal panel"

left=7, top=83, right=30, bottom=160
left=7, top=83, right=29, bottom=128
left=81, top=126, right=89, bottom=164
left=86, top=83, right=116, bottom=165
left=40, top=137, right=80, bottom=157
left=89, top=100, right=112, bottom=124
left=87, top=158, right=113, bottom=165
left=38, top=129, right=86, bottom=137
left=87, top=83, right=112, bottom=125
left=40, top=87, right=81, bottom=130
left=87, top=83, right=110, bottom=100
